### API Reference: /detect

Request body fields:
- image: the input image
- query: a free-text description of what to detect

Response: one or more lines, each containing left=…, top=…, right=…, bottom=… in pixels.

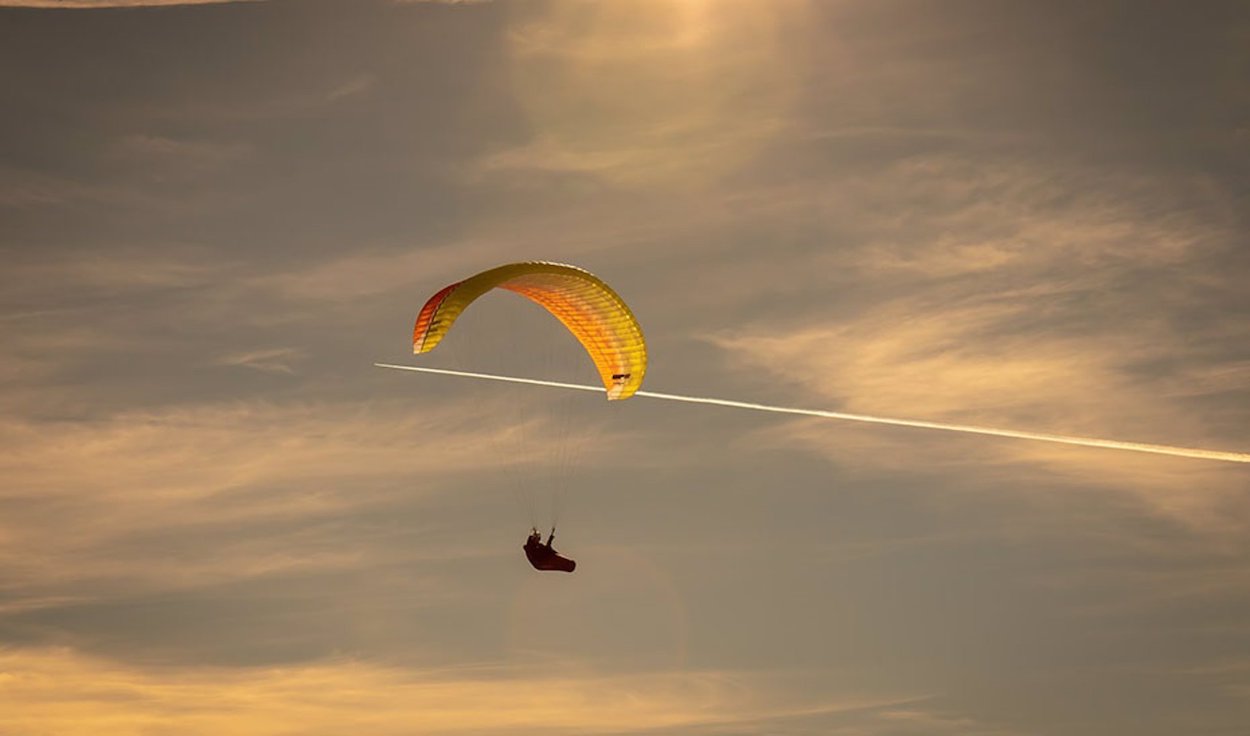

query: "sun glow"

left=496, top=0, right=807, bottom=187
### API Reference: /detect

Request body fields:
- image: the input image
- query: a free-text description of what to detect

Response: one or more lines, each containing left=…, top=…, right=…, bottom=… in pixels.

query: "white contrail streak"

left=374, top=363, right=1250, bottom=464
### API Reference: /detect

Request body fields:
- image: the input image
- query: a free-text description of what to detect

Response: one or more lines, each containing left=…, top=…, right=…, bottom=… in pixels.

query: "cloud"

left=325, top=73, right=376, bottom=103
left=111, top=134, right=247, bottom=161
left=0, top=396, right=602, bottom=597
left=0, top=249, right=233, bottom=398
left=250, top=239, right=515, bottom=304
left=680, top=152, right=1248, bottom=530
left=478, top=1, right=804, bottom=189
left=216, top=347, right=304, bottom=374
left=392, top=0, right=494, bottom=4
left=711, top=310, right=1248, bottom=529
left=247, top=212, right=673, bottom=306
left=0, top=0, right=260, bottom=6
left=0, top=139, right=252, bottom=221
left=8, top=252, right=224, bottom=298
left=104, top=135, right=251, bottom=185
left=876, top=707, right=1025, bottom=736
left=0, top=166, right=166, bottom=210
left=0, top=647, right=925, bottom=736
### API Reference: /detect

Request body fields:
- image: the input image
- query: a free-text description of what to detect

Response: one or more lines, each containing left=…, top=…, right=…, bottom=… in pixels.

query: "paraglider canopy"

left=412, top=262, right=647, bottom=400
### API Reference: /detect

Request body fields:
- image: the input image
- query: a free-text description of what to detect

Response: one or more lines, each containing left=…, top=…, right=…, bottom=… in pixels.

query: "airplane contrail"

left=374, top=363, right=1250, bottom=464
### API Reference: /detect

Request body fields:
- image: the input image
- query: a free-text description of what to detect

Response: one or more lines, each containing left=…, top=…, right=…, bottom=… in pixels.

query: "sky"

left=1, top=1, right=1248, bottom=734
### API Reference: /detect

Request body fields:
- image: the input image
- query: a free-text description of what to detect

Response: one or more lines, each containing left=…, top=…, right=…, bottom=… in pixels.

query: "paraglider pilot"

left=524, top=527, right=576, bottom=573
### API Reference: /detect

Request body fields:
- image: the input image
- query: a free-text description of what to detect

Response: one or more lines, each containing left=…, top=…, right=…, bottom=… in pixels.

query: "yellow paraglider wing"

left=412, top=262, right=646, bottom=400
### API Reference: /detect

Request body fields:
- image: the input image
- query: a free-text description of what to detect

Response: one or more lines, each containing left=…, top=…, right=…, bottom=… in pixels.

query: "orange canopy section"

left=412, top=262, right=647, bottom=400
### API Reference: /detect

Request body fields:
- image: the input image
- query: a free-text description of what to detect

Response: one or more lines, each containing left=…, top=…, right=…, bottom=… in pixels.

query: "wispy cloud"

left=105, top=134, right=251, bottom=185
left=0, top=647, right=922, bottom=736
left=0, top=397, right=595, bottom=596
left=683, top=152, right=1247, bottom=530
left=478, top=1, right=803, bottom=189
left=0, top=166, right=166, bottom=210
left=249, top=239, right=515, bottom=304
left=876, top=707, right=1025, bottom=736
left=0, top=0, right=260, bottom=6
left=711, top=308, right=1248, bottom=528
left=325, top=73, right=376, bottom=103
left=215, top=347, right=304, bottom=374
left=5, top=251, right=225, bottom=297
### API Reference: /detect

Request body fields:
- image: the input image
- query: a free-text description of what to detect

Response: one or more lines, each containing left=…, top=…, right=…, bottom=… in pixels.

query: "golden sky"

left=1, top=1, right=1248, bottom=734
